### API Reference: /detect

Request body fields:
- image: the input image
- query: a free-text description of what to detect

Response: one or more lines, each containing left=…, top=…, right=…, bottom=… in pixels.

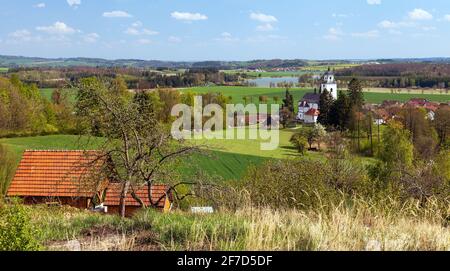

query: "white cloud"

left=250, top=12, right=278, bottom=32
left=168, top=36, right=182, bottom=43
left=378, top=20, right=414, bottom=29
left=103, top=11, right=132, bottom=18
left=250, top=12, right=278, bottom=23
left=444, top=15, right=450, bottom=21
left=125, top=27, right=158, bottom=36
left=215, top=32, right=239, bottom=42
left=408, top=8, right=433, bottom=20
left=36, top=21, right=76, bottom=35
left=367, top=0, right=381, bottom=5
left=256, top=23, right=274, bottom=32
left=67, top=0, right=80, bottom=8
left=84, top=33, right=99, bottom=43
left=34, top=3, right=46, bottom=8
left=323, top=27, right=344, bottom=41
left=124, top=22, right=158, bottom=36
left=132, top=21, right=143, bottom=27
left=9, top=29, right=31, bottom=41
left=137, top=39, right=152, bottom=45
left=351, top=30, right=379, bottom=38
left=171, top=11, right=208, bottom=21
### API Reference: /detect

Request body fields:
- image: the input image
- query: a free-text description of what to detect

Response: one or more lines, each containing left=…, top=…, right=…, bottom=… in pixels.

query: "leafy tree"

left=290, top=133, right=308, bottom=155
left=379, top=120, right=414, bottom=168
left=313, top=124, right=327, bottom=150
left=434, top=106, right=450, bottom=148
left=347, top=78, right=364, bottom=109
left=282, top=89, right=294, bottom=113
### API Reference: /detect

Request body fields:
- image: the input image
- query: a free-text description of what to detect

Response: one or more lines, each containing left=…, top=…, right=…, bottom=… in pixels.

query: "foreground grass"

left=22, top=196, right=450, bottom=251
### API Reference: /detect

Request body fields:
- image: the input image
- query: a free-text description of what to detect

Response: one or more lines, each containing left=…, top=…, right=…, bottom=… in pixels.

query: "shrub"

left=243, top=159, right=340, bottom=210
left=0, top=201, right=41, bottom=251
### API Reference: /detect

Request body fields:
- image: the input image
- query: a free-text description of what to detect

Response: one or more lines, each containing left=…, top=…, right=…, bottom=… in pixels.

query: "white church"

left=297, top=68, right=338, bottom=124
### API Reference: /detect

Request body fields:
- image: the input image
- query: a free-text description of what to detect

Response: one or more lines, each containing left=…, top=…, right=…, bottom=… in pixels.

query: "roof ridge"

left=24, top=150, right=101, bottom=152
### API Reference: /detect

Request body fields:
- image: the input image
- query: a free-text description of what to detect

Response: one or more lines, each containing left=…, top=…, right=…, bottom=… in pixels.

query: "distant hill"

left=0, top=55, right=310, bottom=69
left=1, top=55, right=450, bottom=69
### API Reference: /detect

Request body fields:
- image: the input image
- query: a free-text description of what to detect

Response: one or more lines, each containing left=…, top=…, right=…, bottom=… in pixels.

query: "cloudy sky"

left=1, top=0, right=450, bottom=60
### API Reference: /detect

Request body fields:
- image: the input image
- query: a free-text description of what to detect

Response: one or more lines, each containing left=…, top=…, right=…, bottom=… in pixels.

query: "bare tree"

left=75, top=78, right=198, bottom=217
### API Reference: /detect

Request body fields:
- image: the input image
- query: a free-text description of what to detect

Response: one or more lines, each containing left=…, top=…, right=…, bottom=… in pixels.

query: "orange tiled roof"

left=7, top=150, right=106, bottom=198
left=104, top=183, right=170, bottom=208
left=305, top=108, right=320, bottom=116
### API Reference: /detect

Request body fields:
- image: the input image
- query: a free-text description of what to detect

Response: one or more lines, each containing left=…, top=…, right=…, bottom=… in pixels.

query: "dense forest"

left=6, top=67, right=240, bottom=89
left=337, top=63, right=450, bottom=89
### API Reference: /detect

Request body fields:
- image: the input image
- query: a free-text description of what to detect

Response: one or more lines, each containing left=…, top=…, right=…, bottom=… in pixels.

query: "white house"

left=297, top=93, right=320, bottom=123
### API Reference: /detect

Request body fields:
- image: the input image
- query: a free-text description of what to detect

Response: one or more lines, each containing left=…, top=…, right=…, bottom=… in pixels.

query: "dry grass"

left=20, top=196, right=450, bottom=251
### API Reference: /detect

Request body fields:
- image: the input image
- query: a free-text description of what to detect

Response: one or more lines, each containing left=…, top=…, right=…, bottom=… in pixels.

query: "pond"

left=245, top=77, right=300, bottom=88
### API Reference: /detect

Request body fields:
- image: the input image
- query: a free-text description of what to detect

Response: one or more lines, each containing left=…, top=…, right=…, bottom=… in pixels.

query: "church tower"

left=320, top=67, right=338, bottom=100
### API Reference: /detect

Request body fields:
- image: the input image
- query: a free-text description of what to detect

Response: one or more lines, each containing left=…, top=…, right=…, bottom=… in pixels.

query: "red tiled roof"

left=104, top=183, right=170, bottom=208
left=305, top=108, right=320, bottom=116
left=7, top=150, right=106, bottom=198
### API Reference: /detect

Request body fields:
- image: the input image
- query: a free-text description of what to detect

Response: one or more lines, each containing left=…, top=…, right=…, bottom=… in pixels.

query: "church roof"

left=301, top=93, right=320, bottom=104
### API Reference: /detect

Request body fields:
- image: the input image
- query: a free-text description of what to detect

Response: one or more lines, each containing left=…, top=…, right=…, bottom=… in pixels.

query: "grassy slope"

left=0, top=135, right=271, bottom=181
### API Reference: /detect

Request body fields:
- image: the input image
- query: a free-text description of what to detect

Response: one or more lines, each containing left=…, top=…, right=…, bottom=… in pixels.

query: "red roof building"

left=7, top=150, right=172, bottom=215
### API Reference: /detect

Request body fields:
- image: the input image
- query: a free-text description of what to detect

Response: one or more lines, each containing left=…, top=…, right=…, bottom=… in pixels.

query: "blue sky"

left=1, top=0, right=450, bottom=60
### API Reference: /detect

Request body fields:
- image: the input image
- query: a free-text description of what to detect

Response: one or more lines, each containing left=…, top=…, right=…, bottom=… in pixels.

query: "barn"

left=7, top=150, right=172, bottom=215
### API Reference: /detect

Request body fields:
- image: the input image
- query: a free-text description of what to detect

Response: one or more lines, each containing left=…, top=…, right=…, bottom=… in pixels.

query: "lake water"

left=246, top=77, right=299, bottom=87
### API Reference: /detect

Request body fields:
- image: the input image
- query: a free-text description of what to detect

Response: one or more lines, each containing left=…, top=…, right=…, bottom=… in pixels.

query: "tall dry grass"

left=240, top=197, right=450, bottom=251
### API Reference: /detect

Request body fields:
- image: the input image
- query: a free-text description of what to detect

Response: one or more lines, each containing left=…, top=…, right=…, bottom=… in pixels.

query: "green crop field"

left=0, top=135, right=273, bottom=181
left=223, top=70, right=310, bottom=77
left=184, top=86, right=449, bottom=104
left=0, top=127, right=323, bottom=182
left=184, top=86, right=312, bottom=107
left=0, top=67, right=8, bottom=73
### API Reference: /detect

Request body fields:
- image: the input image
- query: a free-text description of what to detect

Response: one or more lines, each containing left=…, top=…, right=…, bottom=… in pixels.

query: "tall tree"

left=347, top=78, right=364, bottom=109
left=318, top=89, right=333, bottom=126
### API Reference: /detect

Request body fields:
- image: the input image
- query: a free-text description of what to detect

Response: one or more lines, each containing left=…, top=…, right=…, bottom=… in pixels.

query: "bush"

left=0, top=201, right=41, bottom=251
left=243, top=159, right=340, bottom=210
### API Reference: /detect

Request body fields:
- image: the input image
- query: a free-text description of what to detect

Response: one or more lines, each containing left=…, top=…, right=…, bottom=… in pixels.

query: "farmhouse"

left=7, top=150, right=172, bottom=215
left=297, top=68, right=338, bottom=124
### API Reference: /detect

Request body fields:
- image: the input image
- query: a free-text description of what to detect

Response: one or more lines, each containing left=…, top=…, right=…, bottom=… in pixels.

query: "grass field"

left=223, top=70, right=310, bottom=77
left=184, top=86, right=449, bottom=104
left=0, top=67, right=8, bottom=73
left=39, top=88, right=78, bottom=104
left=0, top=134, right=272, bottom=181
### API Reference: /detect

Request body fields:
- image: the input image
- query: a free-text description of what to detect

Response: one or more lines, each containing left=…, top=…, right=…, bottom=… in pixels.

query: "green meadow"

left=184, top=86, right=449, bottom=104
left=0, top=67, right=8, bottom=73
left=0, top=134, right=271, bottom=181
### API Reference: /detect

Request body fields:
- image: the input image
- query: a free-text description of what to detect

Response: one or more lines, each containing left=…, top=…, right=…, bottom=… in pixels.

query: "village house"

left=7, top=150, right=172, bottom=216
